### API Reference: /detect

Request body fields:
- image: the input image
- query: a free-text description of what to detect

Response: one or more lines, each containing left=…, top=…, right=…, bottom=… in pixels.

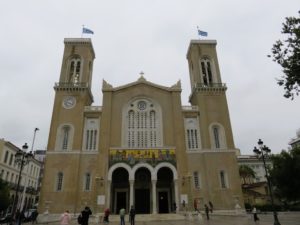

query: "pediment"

left=102, top=76, right=181, bottom=92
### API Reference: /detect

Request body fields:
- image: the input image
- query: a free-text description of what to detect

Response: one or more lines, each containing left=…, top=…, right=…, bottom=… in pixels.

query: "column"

left=174, top=179, right=179, bottom=213
left=129, top=180, right=134, bottom=207
left=106, top=180, right=111, bottom=209
left=152, top=180, right=157, bottom=214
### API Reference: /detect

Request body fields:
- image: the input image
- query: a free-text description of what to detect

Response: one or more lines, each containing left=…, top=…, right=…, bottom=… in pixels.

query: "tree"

left=269, top=146, right=300, bottom=201
left=0, top=179, right=11, bottom=211
left=269, top=11, right=300, bottom=99
left=239, top=165, right=256, bottom=184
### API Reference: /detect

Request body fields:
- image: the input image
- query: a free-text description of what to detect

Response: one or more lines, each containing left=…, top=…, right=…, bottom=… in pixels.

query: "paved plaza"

left=40, top=212, right=300, bottom=225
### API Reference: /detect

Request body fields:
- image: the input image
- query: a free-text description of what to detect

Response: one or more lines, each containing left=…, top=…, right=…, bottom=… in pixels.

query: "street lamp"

left=253, top=139, right=281, bottom=225
left=11, top=143, right=33, bottom=224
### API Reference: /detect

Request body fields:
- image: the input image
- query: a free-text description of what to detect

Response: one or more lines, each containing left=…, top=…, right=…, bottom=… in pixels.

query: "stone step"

left=97, top=213, right=186, bottom=222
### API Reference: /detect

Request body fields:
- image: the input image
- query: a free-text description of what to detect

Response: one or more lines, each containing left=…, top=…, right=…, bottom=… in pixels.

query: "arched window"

left=55, top=124, right=74, bottom=151
left=56, top=172, right=63, bottom=191
left=68, top=56, right=81, bottom=84
left=209, top=123, right=226, bottom=149
left=213, top=126, right=220, bottom=149
left=84, top=173, right=91, bottom=191
left=62, top=126, right=70, bottom=150
left=219, top=170, right=228, bottom=188
left=123, top=99, right=162, bottom=148
left=83, top=118, right=99, bottom=151
left=200, top=58, right=213, bottom=85
left=184, top=118, right=201, bottom=150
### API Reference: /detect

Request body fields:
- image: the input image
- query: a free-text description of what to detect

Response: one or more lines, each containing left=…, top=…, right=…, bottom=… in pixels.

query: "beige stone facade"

left=38, top=38, right=243, bottom=214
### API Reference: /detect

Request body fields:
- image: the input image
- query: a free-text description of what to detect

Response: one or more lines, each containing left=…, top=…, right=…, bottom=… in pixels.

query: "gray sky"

left=0, top=0, right=299, bottom=154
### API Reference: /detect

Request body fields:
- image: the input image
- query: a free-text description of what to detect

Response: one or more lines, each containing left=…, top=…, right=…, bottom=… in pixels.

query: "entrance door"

left=158, top=191, right=169, bottom=213
left=135, top=189, right=150, bottom=214
left=116, top=192, right=127, bottom=213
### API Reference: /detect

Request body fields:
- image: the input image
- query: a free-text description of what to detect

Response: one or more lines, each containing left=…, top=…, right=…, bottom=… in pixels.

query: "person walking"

left=31, top=210, right=39, bottom=224
left=129, top=206, right=135, bottom=225
left=252, top=207, right=259, bottom=223
left=103, top=208, right=110, bottom=223
left=119, top=208, right=125, bottom=225
left=204, top=204, right=209, bottom=220
left=81, top=206, right=92, bottom=225
left=60, top=210, right=71, bottom=225
left=209, top=201, right=214, bottom=213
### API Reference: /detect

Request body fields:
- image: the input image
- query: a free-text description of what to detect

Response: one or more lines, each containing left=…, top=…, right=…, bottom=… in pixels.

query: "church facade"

left=39, top=38, right=243, bottom=214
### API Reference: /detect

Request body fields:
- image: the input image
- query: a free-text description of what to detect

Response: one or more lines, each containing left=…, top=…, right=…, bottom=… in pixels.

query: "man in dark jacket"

left=81, top=206, right=92, bottom=225
left=129, top=206, right=135, bottom=225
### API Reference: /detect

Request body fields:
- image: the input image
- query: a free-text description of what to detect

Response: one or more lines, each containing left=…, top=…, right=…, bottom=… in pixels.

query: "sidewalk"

left=37, top=212, right=300, bottom=225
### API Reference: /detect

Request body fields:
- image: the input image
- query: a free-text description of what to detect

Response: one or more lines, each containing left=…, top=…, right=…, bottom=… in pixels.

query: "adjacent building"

left=288, top=129, right=300, bottom=149
left=237, top=155, right=272, bottom=205
left=39, top=38, right=244, bottom=214
left=0, top=138, right=42, bottom=211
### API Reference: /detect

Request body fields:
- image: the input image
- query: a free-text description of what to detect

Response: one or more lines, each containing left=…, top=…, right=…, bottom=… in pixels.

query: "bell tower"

left=47, top=38, right=95, bottom=152
left=187, top=40, right=235, bottom=150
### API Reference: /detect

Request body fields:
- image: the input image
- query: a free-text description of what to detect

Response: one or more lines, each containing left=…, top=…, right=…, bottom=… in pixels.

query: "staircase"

left=99, top=213, right=186, bottom=222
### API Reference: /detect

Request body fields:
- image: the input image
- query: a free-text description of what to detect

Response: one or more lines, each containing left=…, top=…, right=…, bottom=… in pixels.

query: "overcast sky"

left=0, top=0, right=299, bottom=154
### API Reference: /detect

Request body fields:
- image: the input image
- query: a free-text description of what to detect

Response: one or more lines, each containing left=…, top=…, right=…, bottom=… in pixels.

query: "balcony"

left=194, top=83, right=227, bottom=92
left=54, top=82, right=89, bottom=91
left=182, top=105, right=199, bottom=111
left=109, top=148, right=176, bottom=168
left=84, top=106, right=102, bottom=112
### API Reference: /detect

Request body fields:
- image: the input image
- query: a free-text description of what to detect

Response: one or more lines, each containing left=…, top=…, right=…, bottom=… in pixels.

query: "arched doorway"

left=112, top=168, right=129, bottom=214
left=157, top=167, right=174, bottom=213
left=134, top=168, right=151, bottom=214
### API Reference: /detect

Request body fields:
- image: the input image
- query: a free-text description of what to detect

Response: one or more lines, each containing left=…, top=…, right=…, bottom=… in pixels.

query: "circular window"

left=137, top=101, right=147, bottom=110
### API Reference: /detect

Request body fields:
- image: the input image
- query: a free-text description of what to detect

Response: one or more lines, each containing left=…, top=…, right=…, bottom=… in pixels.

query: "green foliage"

left=0, top=179, right=11, bottom=211
left=239, top=165, right=256, bottom=184
left=269, top=146, right=300, bottom=201
left=269, top=11, right=300, bottom=99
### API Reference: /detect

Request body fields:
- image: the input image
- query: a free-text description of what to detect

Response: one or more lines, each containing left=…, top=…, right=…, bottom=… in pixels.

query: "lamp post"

left=20, top=128, right=39, bottom=211
left=11, top=143, right=33, bottom=224
left=253, top=139, right=281, bottom=225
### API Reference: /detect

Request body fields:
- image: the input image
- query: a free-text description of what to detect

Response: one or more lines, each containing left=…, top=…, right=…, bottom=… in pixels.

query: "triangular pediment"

left=102, top=76, right=181, bottom=92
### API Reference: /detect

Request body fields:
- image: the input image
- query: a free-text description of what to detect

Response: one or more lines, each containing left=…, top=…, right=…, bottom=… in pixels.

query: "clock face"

left=63, top=96, right=76, bottom=109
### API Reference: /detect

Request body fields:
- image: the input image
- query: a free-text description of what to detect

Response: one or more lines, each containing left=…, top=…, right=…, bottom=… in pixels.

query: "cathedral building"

left=39, top=38, right=243, bottom=214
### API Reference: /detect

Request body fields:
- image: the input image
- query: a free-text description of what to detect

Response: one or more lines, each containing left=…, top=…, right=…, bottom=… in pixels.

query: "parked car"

left=0, top=213, right=12, bottom=224
left=23, top=209, right=38, bottom=222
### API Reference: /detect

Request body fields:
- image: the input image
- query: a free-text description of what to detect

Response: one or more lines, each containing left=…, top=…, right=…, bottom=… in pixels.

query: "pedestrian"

left=182, top=200, right=186, bottom=211
left=252, top=207, right=259, bottom=223
left=31, top=209, right=39, bottom=224
left=60, top=210, right=71, bottom=225
left=81, top=206, right=92, bottom=225
left=209, top=201, right=214, bottom=213
left=204, top=204, right=209, bottom=220
left=103, top=208, right=110, bottom=223
left=129, top=206, right=135, bottom=225
left=173, top=202, right=177, bottom=213
left=119, top=208, right=125, bottom=225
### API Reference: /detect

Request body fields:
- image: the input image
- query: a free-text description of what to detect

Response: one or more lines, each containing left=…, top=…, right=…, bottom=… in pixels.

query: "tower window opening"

left=200, top=58, right=213, bottom=86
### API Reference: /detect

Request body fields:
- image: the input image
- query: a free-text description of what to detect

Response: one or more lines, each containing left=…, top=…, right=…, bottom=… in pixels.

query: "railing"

left=109, top=148, right=176, bottom=168
left=182, top=105, right=199, bottom=111
left=84, top=106, right=102, bottom=111
left=54, top=82, right=89, bottom=89
left=195, top=83, right=227, bottom=88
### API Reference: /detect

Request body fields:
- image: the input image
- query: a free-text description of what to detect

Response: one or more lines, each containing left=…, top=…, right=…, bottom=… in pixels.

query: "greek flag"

left=82, top=27, right=94, bottom=34
left=198, top=29, right=208, bottom=37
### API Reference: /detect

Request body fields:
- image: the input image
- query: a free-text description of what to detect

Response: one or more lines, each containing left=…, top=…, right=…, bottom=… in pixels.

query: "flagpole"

left=81, top=25, right=84, bottom=38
